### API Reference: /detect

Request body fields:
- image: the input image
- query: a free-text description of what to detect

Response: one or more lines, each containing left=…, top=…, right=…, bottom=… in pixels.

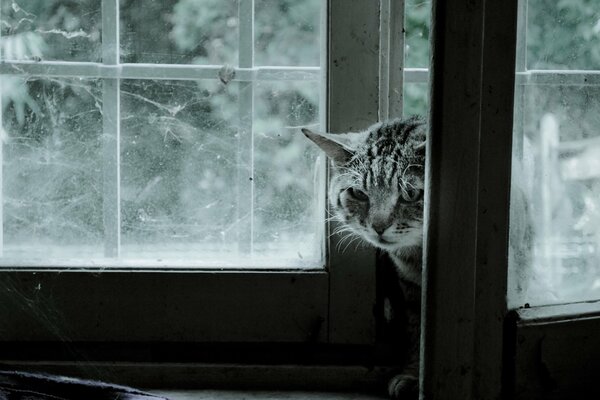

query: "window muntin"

left=0, top=0, right=324, bottom=269
left=509, top=0, right=600, bottom=306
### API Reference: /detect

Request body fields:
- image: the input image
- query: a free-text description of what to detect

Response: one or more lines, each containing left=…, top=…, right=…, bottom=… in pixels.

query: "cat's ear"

left=301, top=128, right=354, bottom=165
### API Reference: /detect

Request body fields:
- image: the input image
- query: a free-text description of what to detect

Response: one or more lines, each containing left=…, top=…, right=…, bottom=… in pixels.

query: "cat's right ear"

left=301, top=128, right=353, bottom=165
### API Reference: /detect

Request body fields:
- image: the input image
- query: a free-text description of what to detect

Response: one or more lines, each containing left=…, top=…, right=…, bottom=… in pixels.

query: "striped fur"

left=303, top=116, right=426, bottom=399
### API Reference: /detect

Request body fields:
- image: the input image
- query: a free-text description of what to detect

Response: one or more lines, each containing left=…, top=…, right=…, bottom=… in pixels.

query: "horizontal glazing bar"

left=0, top=61, right=320, bottom=81
left=516, top=69, right=600, bottom=85
left=0, top=62, right=433, bottom=84
left=404, top=67, right=429, bottom=83
left=8, top=63, right=600, bottom=86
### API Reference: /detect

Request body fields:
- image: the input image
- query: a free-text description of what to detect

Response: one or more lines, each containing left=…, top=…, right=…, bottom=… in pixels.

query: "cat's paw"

left=388, top=373, right=418, bottom=399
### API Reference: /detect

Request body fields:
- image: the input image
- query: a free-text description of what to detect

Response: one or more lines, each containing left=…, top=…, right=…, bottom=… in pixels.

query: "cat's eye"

left=400, top=188, right=423, bottom=203
left=347, top=187, right=369, bottom=202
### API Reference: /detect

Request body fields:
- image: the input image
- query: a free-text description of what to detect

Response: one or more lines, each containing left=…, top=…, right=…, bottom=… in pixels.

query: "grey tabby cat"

left=302, top=116, right=426, bottom=399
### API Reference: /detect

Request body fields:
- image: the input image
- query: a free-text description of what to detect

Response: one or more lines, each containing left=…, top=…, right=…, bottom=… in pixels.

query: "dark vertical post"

left=421, top=0, right=518, bottom=398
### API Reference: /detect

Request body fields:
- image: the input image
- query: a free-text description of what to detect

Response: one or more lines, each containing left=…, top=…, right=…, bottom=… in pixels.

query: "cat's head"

left=303, top=116, right=426, bottom=252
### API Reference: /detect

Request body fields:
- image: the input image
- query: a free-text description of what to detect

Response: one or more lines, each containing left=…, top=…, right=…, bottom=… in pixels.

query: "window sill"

left=151, top=390, right=388, bottom=400
left=1, top=361, right=393, bottom=397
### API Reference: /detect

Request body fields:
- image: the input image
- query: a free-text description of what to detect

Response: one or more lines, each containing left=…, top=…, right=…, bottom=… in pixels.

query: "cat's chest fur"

left=389, top=247, right=422, bottom=287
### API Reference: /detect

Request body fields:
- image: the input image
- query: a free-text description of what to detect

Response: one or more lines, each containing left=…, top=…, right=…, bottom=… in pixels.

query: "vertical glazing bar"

left=328, top=0, right=380, bottom=344
left=379, top=0, right=405, bottom=120
left=513, top=0, right=528, bottom=159
left=388, top=0, right=405, bottom=118
left=102, top=0, right=121, bottom=257
left=379, top=0, right=391, bottom=121
left=237, top=0, right=254, bottom=255
left=0, top=4, right=4, bottom=257
left=317, top=0, right=327, bottom=261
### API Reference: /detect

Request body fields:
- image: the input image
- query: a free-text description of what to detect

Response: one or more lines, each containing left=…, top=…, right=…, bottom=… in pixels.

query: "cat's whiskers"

left=335, top=231, right=362, bottom=252
left=330, top=225, right=353, bottom=239
left=342, top=233, right=364, bottom=253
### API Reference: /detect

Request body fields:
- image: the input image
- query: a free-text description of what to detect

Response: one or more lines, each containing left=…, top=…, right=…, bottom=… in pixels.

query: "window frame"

left=0, top=0, right=408, bottom=356
left=420, top=0, right=518, bottom=398
left=423, top=1, right=600, bottom=399
left=13, top=0, right=596, bottom=397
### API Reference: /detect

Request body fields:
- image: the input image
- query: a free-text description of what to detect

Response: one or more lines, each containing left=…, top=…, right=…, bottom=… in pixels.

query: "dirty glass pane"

left=120, top=0, right=238, bottom=65
left=0, top=0, right=325, bottom=269
left=403, top=82, right=428, bottom=117
left=526, top=0, right=600, bottom=70
left=120, top=80, right=245, bottom=265
left=0, top=0, right=101, bottom=62
left=255, top=0, right=320, bottom=67
left=1, top=77, right=103, bottom=264
left=254, top=80, right=323, bottom=266
left=509, top=0, right=600, bottom=307
left=404, top=0, right=430, bottom=68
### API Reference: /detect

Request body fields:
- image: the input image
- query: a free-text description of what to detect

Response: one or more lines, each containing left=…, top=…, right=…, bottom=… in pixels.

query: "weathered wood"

left=514, top=302, right=600, bottom=400
left=422, top=0, right=518, bottom=398
left=0, top=271, right=328, bottom=342
left=474, top=0, right=518, bottom=398
left=327, top=0, right=380, bottom=344
left=0, top=361, right=392, bottom=393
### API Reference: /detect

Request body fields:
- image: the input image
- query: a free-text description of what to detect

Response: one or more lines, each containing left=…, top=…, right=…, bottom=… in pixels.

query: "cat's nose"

left=372, top=222, right=392, bottom=236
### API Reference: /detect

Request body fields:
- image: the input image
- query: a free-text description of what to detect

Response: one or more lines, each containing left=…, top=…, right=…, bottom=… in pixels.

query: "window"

left=0, top=0, right=408, bottom=384
left=0, top=0, right=324, bottom=269
left=508, top=1, right=600, bottom=398
left=509, top=0, right=600, bottom=306
left=15, top=1, right=593, bottom=399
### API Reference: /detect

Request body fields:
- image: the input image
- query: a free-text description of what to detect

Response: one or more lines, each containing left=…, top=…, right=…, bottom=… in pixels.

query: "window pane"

left=509, top=0, right=600, bottom=307
left=403, top=82, right=428, bottom=117
left=120, top=79, right=245, bottom=265
left=1, top=77, right=104, bottom=263
left=254, top=80, right=323, bottom=266
left=120, top=0, right=238, bottom=65
left=526, top=0, right=600, bottom=70
left=404, top=0, right=430, bottom=68
left=0, top=0, right=101, bottom=62
left=0, top=0, right=325, bottom=269
left=255, top=0, right=320, bottom=67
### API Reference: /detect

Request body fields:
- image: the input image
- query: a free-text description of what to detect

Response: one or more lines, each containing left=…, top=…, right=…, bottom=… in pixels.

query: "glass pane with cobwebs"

left=120, top=79, right=247, bottom=266
left=0, top=0, right=101, bottom=62
left=254, top=80, right=324, bottom=267
left=0, top=0, right=325, bottom=269
left=1, top=77, right=104, bottom=264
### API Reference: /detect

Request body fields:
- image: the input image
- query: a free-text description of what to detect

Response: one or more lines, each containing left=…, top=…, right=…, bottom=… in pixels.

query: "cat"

left=302, top=115, right=426, bottom=399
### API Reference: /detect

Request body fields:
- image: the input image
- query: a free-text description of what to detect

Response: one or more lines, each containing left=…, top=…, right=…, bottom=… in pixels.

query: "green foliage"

left=3, top=0, right=600, bottom=259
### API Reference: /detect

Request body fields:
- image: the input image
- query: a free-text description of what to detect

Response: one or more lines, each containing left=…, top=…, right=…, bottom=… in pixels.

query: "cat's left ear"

left=301, top=128, right=355, bottom=165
